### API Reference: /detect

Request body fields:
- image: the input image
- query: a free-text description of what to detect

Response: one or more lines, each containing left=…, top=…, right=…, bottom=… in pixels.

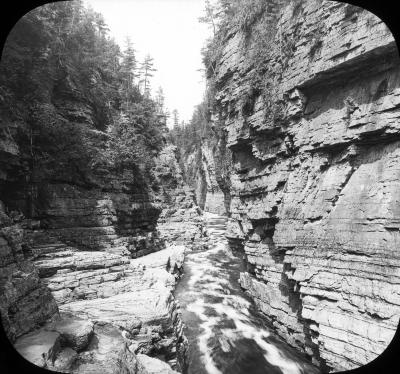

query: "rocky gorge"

left=1, top=0, right=400, bottom=373
left=0, top=2, right=204, bottom=373
left=0, top=130, right=204, bottom=373
left=188, top=0, right=400, bottom=372
left=0, top=119, right=204, bottom=373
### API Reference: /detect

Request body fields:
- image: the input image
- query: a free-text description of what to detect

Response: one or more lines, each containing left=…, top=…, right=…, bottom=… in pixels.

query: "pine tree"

left=139, top=54, right=156, bottom=97
left=121, top=36, right=138, bottom=109
left=199, top=0, right=219, bottom=36
left=93, top=12, right=109, bottom=36
left=155, top=86, right=165, bottom=114
left=172, top=109, right=179, bottom=127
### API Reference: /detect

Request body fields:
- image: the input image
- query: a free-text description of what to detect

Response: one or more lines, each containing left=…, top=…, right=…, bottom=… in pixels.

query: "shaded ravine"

left=175, top=213, right=320, bottom=374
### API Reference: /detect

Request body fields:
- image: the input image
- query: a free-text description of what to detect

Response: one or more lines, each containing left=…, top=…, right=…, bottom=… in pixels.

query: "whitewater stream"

left=175, top=213, right=320, bottom=374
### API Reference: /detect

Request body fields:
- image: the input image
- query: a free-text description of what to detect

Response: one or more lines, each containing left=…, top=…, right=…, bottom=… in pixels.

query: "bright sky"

left=84, top=0, right=212, bottom=127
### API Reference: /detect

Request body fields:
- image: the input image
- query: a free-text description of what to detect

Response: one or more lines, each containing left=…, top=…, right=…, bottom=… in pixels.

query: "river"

left=175, top=213, right=320, bottom=374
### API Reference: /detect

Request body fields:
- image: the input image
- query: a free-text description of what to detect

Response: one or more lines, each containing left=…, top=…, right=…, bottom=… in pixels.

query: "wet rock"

left=52, top=347, right=78, bottom=373
left=18, top=244, right=188, bottom=372
left=72, top=322, right=137, bottom=374
left=136, top=354, right=179, bottom=374
left=14, top=317, right=181, bottom=374
left=14, top=330, right=62, bottom=367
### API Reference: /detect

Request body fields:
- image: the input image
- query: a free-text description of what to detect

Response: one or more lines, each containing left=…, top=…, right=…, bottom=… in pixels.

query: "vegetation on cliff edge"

left=0, top=0, right=167, bottom=196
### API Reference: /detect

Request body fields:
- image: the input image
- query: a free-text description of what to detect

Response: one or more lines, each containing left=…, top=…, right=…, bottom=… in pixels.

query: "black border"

left=0, top=0, right=399, bottom=373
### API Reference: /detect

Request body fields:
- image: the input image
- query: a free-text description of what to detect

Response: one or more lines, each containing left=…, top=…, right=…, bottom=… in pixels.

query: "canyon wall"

left=154, top=145, right=205, bottom=248
left=0, top=106, right=197, bottom=372
left=209, top=0, right=400, bottom=371
left=0, top=201, right=59, bottom=343
left=0, top=5, right=204, bottom=372
left=0, top=118, right=195, bottom=373
left=181, top=138, right=231, bottom=216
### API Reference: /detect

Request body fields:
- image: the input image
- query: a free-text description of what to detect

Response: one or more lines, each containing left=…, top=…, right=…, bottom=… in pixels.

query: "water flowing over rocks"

left=175, top=213, right=320, bottom=374
left=206, top=0, right=400, bottom=371
left=2, top=1, right=400, bottom=373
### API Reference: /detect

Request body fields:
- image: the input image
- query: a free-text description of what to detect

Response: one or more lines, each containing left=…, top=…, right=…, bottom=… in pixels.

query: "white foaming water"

left=187, top=298, right=223, bottom=374
left=202, top=212, right=222, bottom=220
left=176, top=214, right=316, bottom=374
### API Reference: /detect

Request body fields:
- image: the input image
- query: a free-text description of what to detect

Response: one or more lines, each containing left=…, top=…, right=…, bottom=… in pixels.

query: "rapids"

left=175, top=213, right=320, bottom=374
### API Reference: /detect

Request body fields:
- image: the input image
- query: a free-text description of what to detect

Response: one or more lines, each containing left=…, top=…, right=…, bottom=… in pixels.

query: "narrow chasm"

left=2, top=1, right=400, bottom=374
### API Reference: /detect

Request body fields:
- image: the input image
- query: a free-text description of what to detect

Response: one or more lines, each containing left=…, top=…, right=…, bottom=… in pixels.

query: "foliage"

left=233, top=0, right=269, bottom=33
left=139, top=54, right=156, bottom=98
left=0, top=0, right=167, bottom=190
left=169, top=101, right=212, bottom=156
left=200, top=0, right=291, bottom=127
left=120, top=37, right=139, bottom=110
left=154, top=87, right=165, bottom=114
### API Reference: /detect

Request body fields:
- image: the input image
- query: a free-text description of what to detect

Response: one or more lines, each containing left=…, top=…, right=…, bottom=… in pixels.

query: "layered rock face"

left=0, top=202, right=58, bottom=343
left=0, top=44, right=200, bottom=374
left=0, top=146, right=191, bottom=374
left=154, top=145, right=205, bottom=248
left=201, top=142, right=230, bottom=215
left=0, top=4, right=208, bottom=372
left=0, top=132, right=195, bottom=373
left=14, top=244, right=186, bottom=373
left=211, top=0, right=400, bottom=371
left=181, top=140, right=231, bottom=216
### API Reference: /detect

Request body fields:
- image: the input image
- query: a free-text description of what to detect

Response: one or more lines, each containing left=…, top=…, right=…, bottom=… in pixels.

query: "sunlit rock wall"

left=154, top=145, right=205, bottom=249
left=211, top=0, right=400, bottom=371
left=182, top=139, right=231, bottom=216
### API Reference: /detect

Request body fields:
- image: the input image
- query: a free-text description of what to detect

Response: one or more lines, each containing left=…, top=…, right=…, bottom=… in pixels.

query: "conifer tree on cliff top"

left=139, top=54, right=157, bottom=98
left=120, top=36, right=139, bottom=110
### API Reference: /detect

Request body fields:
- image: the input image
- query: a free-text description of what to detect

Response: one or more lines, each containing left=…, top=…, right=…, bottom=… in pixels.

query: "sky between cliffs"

left=84, top=0, right=212, bottom=128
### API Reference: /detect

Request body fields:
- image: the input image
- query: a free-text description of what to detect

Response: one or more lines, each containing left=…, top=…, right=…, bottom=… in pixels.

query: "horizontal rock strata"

left=210, top=0, right=400, bottom=371
left=13, top=244, right=187, bottom=373
left=154, top=145, right=205, bottom=249
left=0, top=203, right=59, bottom=342
left=0, top=5, right=207, bottom=372
left=1, top=128, right=196, bottom=373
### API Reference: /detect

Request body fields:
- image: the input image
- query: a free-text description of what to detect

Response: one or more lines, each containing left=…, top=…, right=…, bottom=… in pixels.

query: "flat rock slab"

left=60, top=289, right=173, bottom=327
left=132, top=245, right=185, bottom=272
left=35, top=251, right=129, bottom=276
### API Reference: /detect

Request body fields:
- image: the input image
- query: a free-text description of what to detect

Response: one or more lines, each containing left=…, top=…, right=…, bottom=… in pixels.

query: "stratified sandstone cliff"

left=208, top=0, right=400, bottom=371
